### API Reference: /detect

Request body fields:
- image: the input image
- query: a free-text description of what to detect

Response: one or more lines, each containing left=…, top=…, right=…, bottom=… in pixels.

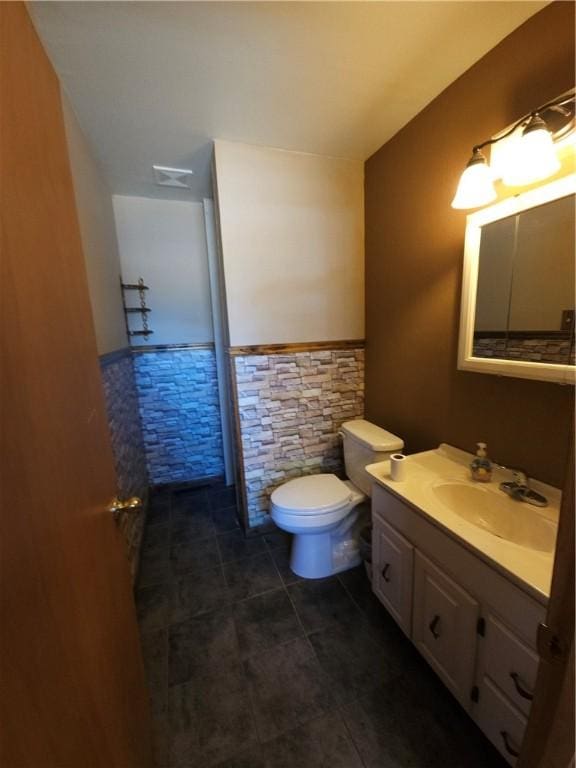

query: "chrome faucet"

left=507, top=467, right=528, bottom=486
left=498, top=465, right=548, bottom=508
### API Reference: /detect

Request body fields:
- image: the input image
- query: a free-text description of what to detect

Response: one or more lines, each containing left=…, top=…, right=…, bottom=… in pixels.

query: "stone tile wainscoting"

left=473, top=333, right=575, bottom=365
left=230, top=344, right=365, bottom=529
left=100, top=348, right=149, bottom=577
left=133, top=345, right=225, bottom=486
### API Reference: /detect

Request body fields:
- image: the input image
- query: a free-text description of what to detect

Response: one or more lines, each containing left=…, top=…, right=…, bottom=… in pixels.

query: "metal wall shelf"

left=121, top=277, right=153, bottom=339
left=121, top=283, right=149, bottom=291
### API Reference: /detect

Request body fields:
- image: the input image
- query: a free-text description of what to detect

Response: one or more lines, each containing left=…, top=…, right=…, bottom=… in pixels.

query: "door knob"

left=108, top=496, right=142, bottom=520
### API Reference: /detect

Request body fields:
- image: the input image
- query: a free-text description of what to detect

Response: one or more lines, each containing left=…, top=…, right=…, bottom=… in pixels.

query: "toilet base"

left=289, top=503, right=367, bottom=579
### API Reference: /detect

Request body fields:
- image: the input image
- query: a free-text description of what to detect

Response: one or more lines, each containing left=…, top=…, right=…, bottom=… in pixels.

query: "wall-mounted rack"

left=121, top=277, right=154, bottom=339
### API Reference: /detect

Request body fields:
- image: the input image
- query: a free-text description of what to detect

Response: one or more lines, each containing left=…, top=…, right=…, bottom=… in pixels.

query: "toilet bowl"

left=270, top=419, right=403, bottom=579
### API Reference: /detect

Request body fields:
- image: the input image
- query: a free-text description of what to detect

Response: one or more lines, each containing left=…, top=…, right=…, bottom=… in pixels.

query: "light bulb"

left=501, top=114, right=560, bottom=186
left=451, top=149, right=497, bottom=210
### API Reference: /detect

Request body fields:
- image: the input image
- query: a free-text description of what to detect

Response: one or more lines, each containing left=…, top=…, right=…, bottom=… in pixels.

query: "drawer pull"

left=510, top=672, right=534, bottom=701
left=382, top=563, right=391, bottom=582
left=429, top=614, right=441, bottom=639
left=500, top=731, right=520, bottom=758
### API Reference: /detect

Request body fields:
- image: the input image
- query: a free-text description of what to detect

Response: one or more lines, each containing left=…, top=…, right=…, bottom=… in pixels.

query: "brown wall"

left=365, top=2, right=574, bottom=488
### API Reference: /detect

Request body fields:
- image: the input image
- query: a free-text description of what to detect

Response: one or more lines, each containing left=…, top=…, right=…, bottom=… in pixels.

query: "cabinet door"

left=413, top=551, right=479, bottom=708
left=372, top=515, right=414, bottom=636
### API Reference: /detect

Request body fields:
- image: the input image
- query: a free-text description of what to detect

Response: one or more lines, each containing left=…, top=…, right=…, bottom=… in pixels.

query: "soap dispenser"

left=470, top=442, right=492, bottom=483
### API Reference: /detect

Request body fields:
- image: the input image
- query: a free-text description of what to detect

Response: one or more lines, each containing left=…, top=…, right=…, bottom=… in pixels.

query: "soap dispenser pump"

left=470, top=442, right=493, bottom=483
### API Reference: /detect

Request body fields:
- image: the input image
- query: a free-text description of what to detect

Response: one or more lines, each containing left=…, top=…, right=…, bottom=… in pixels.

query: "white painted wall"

left=113, top=196, right=214, bottom=345
left=214, top=141, right=364, bottom=346
left=62, top=94, right=127, bottom=355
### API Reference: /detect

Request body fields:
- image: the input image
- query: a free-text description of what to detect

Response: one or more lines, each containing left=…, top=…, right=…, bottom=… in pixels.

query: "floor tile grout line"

left=259, top=708, right=365, bottom=760
left=222, top=595, right=263, bottom=753
left=270, top=551, right=313, bottom=647
left=240, top=662, right=264, bottom=751
left=234, top=603, right=337, bottom=751
left=277, top=562, right=342, bottom=712
left=282, top=570, right=397, bottom=711
left=336, top=572, right=391, bottom=648
left=221, top=551, right=281, bottom=602
left=214, top=530, right=225, bottom=567
left=337, top=703, right=370, bottom=768
left=238, top=629, right=309, bottom=666
left=230, top=583, right=285, bottom=609
left=164, top=585, right=266, bottom=752
left=228, top=580, right=284, bottom=604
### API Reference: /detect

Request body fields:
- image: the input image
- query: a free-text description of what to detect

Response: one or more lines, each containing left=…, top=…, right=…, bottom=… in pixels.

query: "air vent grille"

left=152, top=165, right=194, bottom=189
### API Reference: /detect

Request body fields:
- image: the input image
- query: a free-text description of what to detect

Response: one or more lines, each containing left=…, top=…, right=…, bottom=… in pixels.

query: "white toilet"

left=270, top=419, right=404, bottom=579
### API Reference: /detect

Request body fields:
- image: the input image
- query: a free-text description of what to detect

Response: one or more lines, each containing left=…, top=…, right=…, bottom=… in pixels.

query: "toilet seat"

left=271, top=474, right=352, bottom=516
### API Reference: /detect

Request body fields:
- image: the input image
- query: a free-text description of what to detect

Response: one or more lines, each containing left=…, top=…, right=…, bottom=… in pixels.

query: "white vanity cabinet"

left=372, top=484, right=546, bottom=766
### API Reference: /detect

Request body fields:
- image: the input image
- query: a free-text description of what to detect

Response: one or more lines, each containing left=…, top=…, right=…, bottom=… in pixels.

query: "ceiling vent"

left=152, top=165, right=194, bottom=189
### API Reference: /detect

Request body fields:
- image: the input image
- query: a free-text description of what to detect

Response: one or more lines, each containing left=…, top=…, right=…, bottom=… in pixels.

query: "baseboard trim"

left=98, top=347, right=131, bottom=367
left=150, top=475, right=225, bottom=493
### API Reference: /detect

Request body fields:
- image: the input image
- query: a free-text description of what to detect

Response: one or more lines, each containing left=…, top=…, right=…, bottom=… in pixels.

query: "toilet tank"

left=340, top=419, right=404, bottom=496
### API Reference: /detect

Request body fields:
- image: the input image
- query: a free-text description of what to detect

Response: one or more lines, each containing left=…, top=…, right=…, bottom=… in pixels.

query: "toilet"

left=270, top=419, right=404, bottom=579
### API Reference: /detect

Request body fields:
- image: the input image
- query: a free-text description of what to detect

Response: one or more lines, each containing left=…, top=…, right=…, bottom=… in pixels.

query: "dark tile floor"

left=136, top=483, right=506, bottom=768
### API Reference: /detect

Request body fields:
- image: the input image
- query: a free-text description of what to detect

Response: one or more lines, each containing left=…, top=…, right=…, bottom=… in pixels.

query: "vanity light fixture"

left=499, top=113, right=560, bottom=187
left=451, top=92, right=574, bottom=210
left=451, top=148, right=497, bottom=210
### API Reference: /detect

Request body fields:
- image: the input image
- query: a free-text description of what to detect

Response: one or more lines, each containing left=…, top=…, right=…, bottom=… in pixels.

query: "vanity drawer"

left=372, top=516, right=414, bottom=637
left=484, top=615, right=538, bottom=717
left=476, top=678, right=527, bottom=766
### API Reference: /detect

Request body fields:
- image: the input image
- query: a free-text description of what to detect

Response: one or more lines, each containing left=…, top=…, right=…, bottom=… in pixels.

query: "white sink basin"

left=432, top=481, right=556, bottom=553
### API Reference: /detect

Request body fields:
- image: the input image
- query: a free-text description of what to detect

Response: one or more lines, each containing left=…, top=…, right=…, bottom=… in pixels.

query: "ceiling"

left=30, top=1, right=547, bottom=202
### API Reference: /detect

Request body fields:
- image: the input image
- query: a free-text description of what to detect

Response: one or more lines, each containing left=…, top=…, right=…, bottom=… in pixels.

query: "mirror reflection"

left=473, top=193, right=575, bottom=365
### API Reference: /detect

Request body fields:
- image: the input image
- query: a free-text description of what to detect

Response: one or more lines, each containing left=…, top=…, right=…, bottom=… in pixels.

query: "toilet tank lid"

left=341, top=419, right=404, bottom=452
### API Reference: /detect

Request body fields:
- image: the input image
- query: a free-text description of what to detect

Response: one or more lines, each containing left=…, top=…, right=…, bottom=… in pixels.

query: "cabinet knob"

left=500, top=731, right=520, bottom=758
left=381, top=563, right=391, bottom=582
left=510, top=672, right=534, bottom=701
left=428, top=614, right=441, bottom=639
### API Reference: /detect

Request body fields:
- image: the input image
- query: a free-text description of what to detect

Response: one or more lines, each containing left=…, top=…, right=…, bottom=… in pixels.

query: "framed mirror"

left=458, top=175, right=576, bottom=384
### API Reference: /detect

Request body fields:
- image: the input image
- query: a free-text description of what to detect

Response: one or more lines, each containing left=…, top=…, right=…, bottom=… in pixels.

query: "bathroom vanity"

left=366, top=445, right=560, bottom=766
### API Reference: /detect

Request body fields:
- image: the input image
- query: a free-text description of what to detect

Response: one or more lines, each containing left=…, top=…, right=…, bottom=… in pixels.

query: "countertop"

left=367, top=444, right=560, bottom=605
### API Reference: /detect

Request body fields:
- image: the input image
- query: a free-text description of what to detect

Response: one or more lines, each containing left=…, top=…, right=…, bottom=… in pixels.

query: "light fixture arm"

left=472, top=94, right=574, bottom=153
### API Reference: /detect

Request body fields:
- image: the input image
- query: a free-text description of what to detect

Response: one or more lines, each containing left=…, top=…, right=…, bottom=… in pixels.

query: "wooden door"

left=412, top=551, right=479, bottom=709
left=517, top=439, right=575, bottom=768
left=0, top=5, right=153, bottom=767
left=372, top=514, right=414, bottom=636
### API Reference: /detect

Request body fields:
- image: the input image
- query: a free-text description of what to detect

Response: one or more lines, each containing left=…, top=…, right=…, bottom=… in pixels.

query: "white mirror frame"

left=458, top=174, right=576, bottom=385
